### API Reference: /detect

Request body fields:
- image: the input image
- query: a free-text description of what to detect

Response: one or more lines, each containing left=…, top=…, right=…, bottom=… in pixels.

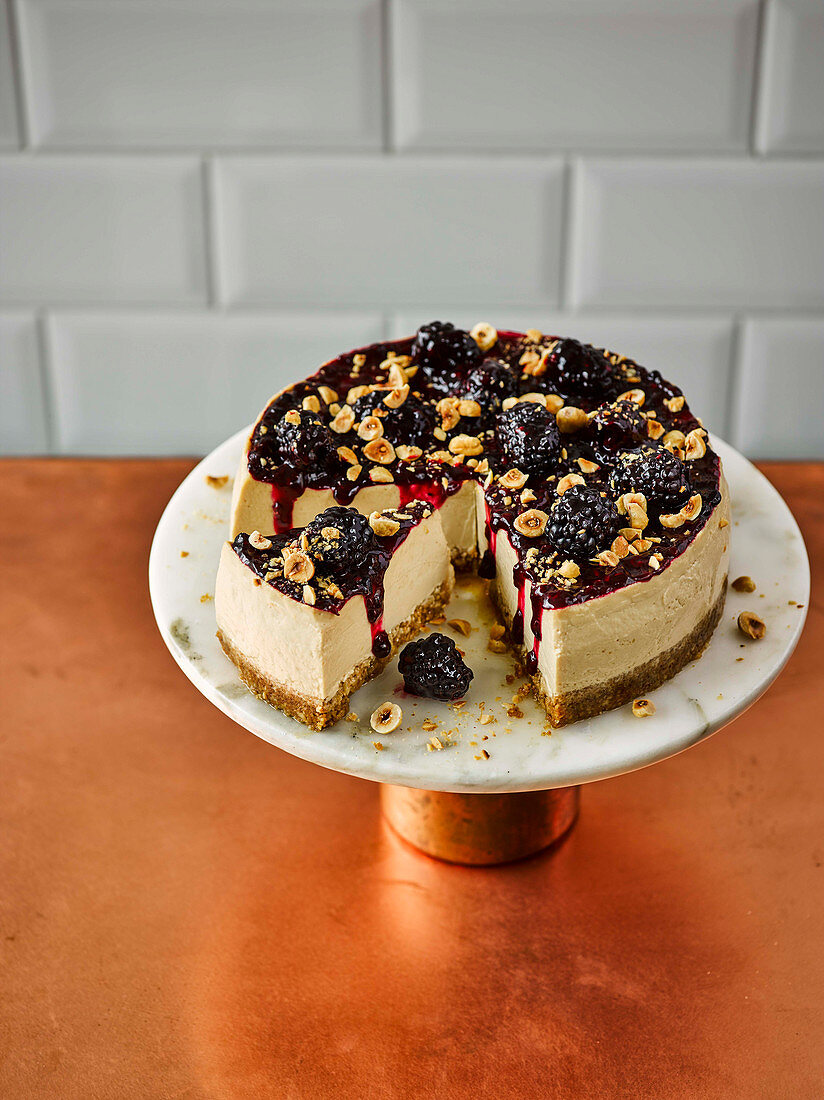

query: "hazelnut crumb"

left=738, top=611, right=766, bottom=640
left=731, top=575, right=756, bottom=593
left=205, top=474, right=229, bottom=489
left=448, top=618, right=472, bottom=637
left=632, top=698, right=656, bottom=718
left=371, top=701, right=402, bottom=734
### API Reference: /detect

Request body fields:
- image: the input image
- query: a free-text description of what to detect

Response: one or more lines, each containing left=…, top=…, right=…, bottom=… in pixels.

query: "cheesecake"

left=223, top=322, right=729, bottom=728
left=216, top=501, right=453, bottom=729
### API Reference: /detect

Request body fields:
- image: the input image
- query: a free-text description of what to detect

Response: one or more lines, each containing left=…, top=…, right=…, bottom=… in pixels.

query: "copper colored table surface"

left=1, top=459, right=822, bottom=1099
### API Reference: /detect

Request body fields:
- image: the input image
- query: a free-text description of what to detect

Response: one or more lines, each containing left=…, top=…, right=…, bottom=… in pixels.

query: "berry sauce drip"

left=232, top=501, right=434, bottom=659
left=244, top=325, right=723, bottom=623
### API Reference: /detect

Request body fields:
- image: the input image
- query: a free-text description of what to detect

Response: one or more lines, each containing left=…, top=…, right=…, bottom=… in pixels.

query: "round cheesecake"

left=220, top=323, right=729, bottom=728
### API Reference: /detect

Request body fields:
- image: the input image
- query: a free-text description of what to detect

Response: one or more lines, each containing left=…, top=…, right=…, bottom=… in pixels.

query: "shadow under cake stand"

left=149, top=429, right=809, bottom=865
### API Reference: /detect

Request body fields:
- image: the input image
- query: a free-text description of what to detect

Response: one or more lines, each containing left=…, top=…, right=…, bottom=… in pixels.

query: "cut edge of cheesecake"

left=217, top=578, right=452, bottom=731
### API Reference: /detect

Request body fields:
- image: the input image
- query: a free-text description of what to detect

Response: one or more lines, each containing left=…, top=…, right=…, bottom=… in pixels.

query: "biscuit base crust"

left=217, top=578, right=453, bottom=731
left=491, top=580, right=727, bottom=728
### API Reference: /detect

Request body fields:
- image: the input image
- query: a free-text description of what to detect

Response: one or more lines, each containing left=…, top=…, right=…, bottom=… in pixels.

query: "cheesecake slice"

left=216, top=501, right=453, bottom=730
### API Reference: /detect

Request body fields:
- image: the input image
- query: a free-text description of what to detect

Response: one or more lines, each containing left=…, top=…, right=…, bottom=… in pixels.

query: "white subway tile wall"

left=0, top=0, right=821, bottom=458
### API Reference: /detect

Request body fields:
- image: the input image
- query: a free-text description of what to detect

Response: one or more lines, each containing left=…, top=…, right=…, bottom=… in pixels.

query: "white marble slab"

left=149, top=431, right=809, bottom=794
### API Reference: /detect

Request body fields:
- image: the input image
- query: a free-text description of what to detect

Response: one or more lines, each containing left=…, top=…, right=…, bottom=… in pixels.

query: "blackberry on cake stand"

left=150, top=425, right=809, bottom=865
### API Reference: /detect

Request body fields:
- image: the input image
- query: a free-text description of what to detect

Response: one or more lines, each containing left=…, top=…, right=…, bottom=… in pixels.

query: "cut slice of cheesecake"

left=216, top=501, right=453, bottom=730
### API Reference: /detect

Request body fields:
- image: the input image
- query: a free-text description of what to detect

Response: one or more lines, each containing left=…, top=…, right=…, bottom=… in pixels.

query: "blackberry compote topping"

left=272, top=409, right=335, bottom=471
left=412, top=321, right=482, bottom=392
left=398, top=633, right=474, bottom=701
left=352, top=389, right=437, bottom=448
left=460, top=358, right=519, bottom=419
left=541, top=337, right=613, bottom=406
left=496, top=401, right=561, bottom=479
left=546, top=485, right=620, bottom=562
left=610, top=446, right=692, bottom=511
left=304, top=506, right=375, bottom=570
left=588, top=398, right=648, bottom=455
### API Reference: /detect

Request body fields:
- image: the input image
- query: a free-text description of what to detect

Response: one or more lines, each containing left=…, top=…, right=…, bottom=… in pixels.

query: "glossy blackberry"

left=588, top=399, right=648, bottom=456
left=271, top=409, right=335, bottom=470
left=398, top=632, right=474, bottom=701
left=352, top=389, right=437, bottom=448
left=460, top=358, right=519, bottom=421
left=609, top=446, right=691, bottom=511
left=411, top=321, right=482, bottom=392
left=541, top=338, right=613, bottom=407
left=547, top=485, right=620, bottom=561
left=496, top=401, right=561, bottom=478
left=304, top=507, right=375, bottom=570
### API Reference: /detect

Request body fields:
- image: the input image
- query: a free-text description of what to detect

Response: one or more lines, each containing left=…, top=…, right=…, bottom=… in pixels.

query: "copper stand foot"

left=380, top=785, right=580, bottom=865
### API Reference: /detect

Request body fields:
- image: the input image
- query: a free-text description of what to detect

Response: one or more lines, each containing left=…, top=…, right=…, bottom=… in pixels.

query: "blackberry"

left=609, top=446, right=691, bottom=511
left=496, top=401, right=561, bottom=478
left=271, top=409, right=335, bottom=470
left=541, top=338, right=613, bottom=406
left=352, top=389, right=437, bottom=448
left=588, top=399, right=648, bottom=456
left=547, top=485, right=620, bottom=561
left=460, top=358, right=519, bottom=421
left=412, top=321, right=482, bottom=392
left=398, top=633, right=474, bottom=701
left=304, top=507, right=375, bottom=570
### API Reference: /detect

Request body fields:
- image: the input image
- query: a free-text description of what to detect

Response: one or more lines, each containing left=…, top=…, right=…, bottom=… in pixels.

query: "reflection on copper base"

left=380, top=784, right=580, bottom=865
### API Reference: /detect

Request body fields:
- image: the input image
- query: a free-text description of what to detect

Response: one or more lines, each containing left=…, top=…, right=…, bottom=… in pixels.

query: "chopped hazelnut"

left=448, top=618, right=472, bottom=637
left=577, top=457, right=600, bottom=474
left=449, top=433, right=483, bottom=457
left=646, top=418, right=664, bottom=440
left=337, top=445, right=358, bottom=465
left=470, top=321, right=498, bottom=351
left=302, top=584, right=316, bottom=606
left=556, top=473, right=585, bottom=495
left=498, top=468, right=528, bottom=490
left=369, top=512, right=400, bottom=537
left=396, top=444, right=423, bottom=462
left=369, top=467, right=394, bottom=483
left=544, top=394, right=564, bottom=414
left=627, top=502, right=649, bottom=530
left=458, top=399, right=482, bottom=418
left=329, top=404, right=355, bottom=434
left=283, top=549, right=315, bottom=584
left=660, top=512, right=685, bottom=529
left=514, top=509, right=549, bottom=537
left=558, top=560, right=580, bottom=579
left=301, top=394, right=320, bottom=413
left=346, top=384, right=371, bottom=404
left=525, top=328, right=543, bottom=343
left=680, top=493, right=702, bottom=521
left=685, top=429, right=707, bottom=461
left=284, top=409, right=301, bottom=426
left=387, top=362, right=408, bottom=389
left=363, top=438, right=396, bottom=464
left=664, top=395, right=685, bottom=413
left=611, top=535, right=630, bottom=558
left=632, top=698, right=656, bottom=718
left=317, top=385, right=338, bottom=405
left=383, top=385, right=409, bottom=409
left=738, top=611, right=766, bottom=640
left=731, top=575, right=756, bottom=593
left=370, top=701, right=402, bottom=734
left=556, top=405, right=588, bottom=433
left=597, top=550, right=620, bottom=568
left=248, top=530, right=272, bottom=550
left=618, top=388, right=646, bottom=406
left=346, top=464, right=362, bottom=482
left=357, top=415, right=384, bottom=441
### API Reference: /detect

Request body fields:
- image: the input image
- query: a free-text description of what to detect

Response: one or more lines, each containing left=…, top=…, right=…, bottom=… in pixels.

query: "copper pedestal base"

left=380, top=784, right=580, bottom=865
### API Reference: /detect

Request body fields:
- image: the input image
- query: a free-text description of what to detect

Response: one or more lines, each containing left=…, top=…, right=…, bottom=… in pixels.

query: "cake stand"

left=149, top=430, right=809, bottom=864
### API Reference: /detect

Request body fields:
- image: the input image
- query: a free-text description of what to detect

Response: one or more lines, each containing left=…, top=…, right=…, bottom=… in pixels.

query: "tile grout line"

left=725, top=315, right=746, bottom=449
left=749, top=0, right=770, bottom=157
left=34, top=309, right=57, bottom=453
left=558, top=157, right=578, bottom=311
left=200, top=155, right=219, bottom=309
left=381, top=0, right=394, bottom=154
left=7, top=0, right=30, bottom=147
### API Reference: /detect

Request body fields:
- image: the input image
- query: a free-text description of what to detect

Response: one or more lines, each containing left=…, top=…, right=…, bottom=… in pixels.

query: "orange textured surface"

left=1, top=459, right=822, bottom=1099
